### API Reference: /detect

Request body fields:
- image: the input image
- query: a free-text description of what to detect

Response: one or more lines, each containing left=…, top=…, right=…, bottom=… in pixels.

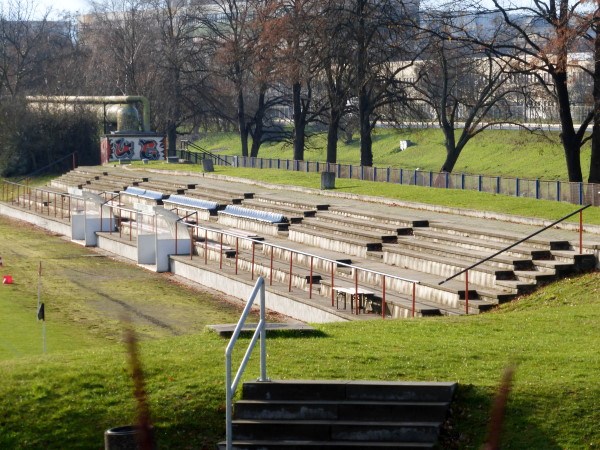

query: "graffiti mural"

left=100, top=135, right=166, bottom=163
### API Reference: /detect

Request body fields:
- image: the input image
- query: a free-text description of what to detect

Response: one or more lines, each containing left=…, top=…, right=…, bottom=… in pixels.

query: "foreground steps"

left=219, top=380, right=456, bottom=449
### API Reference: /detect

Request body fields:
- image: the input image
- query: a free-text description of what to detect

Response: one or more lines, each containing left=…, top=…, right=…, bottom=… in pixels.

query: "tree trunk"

left=554, top=72, right=583, bottom=182
left=358, top=88, right=373, bottom=167
left=250, top=89, right=267, bottom=158
left=237, top=89, right=249, bottom=157
left=589, top=26, right=600, bottom=184
left=326, top=107, right=342, bottom=164
left=292, top=82, right=305, bottom=161
left=440, top=124, right=460, bottom=172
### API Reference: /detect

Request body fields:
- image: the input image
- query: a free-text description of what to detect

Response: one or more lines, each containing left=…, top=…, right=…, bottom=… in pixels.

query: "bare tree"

left=465, top=0, right=595, bottom=182
left=410, top=10, right=529, bottom=173
left=339, top=0, right=418, bottom=166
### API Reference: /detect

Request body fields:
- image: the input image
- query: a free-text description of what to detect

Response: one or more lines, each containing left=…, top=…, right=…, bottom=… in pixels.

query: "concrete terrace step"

left=411, top=229, right=553, bottom=262
left=308, top=211, right=414, bottom=236
left=289, top=226, right=383, bottom=257
left=425, top=222, right=572, bottom=251
left=327, top=206, right=428, bottom=228
left=297, top=218, right=399, bottom=243
left=251, top=193, right=329, bottom=211
left=242, top=198, right=316, bottom=222
left=186, top=188, right=245, bottom=205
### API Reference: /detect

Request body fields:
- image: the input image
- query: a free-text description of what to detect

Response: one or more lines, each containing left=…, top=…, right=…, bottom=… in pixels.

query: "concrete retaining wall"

left=170, top=258, right=348, bottom=323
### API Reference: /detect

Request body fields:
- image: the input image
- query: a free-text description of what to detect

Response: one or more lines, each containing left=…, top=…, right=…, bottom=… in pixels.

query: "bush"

left=0, top=100, right=100, bottom=177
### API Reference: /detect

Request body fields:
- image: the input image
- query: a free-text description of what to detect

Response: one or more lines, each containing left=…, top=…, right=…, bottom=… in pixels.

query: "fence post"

left=445, top=172, right=449, bottom=189
left=478, top=175, right=483, bottom=192
left=535, top=179, right=540, bottom=199
left=556, top=180, right=561, bottom=201
left=350, top=165, right=353, bottom=179
left=516, top=178, right=520, bottom=197
left=496, top=176, right=501, bottom=194
left=429, top=171, right=433, bottom=187
left=400, top=168, right=403, bottom=185
left=461, top=173, right=465, bottom=190
left=579, top=183, right=583, bottom=205
left=414, top=169, right=418, bottom=186
left=465, top=271, right=469, bottom=315
left=386, top=167, right=390, bottom=183
left=373, top=167, right=377, bottom=182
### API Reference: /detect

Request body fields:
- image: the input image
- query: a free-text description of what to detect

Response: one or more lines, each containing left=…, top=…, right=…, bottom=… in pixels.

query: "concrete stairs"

left=219, top=380, right=456, bottom=449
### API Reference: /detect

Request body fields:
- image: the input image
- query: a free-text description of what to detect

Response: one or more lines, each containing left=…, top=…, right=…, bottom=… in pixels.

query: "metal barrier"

left=179, top=153, right=600, bottom=207
left=438, top=204, right=592, bottom=314
left=225, top=277, right=267, bottom=450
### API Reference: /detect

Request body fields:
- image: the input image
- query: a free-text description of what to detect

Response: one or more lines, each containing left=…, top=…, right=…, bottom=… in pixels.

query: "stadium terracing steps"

left=20, top=166, right=596, bottom=318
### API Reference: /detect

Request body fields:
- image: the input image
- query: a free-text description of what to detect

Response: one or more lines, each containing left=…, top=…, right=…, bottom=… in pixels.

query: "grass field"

left=0, top=197, right=599, bottom=448
left=191, top=128, right=592, bottom=181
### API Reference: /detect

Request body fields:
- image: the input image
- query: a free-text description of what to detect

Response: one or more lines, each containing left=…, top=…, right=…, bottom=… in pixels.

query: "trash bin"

left=104, top=425, right=138, bottom=450
left=321, top=172, right=335, bottom=189
left=202, top=158, right=214, bottom=172
left=104, top=425, right=155, bottom=450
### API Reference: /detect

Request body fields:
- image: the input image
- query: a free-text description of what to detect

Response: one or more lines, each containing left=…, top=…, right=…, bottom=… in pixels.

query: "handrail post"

left=220, top=233, right=223, bottom=269
left=354, top=269, right=359, bottom=315
left=205, top=230, right=208, bottom=264
left=412, top=282, right=416, bottom=317
left=465, top=271, right=469, bottom=315
left=309, top=256, right=314, bottom=299
left=382, top=275, right=386, bottom=319
left=251, top=241, right=255, bottom=280
left=331, top=261, right=335, bottom=307
left=235, top=238, right=239, bottom=274
left=288, top=251, right=293, bottom=292
left=580, top=210, right=583, bottom=254
left=269, top=246, right=274, bottom=285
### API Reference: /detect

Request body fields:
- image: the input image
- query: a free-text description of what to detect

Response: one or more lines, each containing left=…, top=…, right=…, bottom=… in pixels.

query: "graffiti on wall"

left=101, top=135, right=166, bottom=163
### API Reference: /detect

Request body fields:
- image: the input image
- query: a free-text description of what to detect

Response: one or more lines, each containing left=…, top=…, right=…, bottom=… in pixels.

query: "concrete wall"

left=170, top=259, right=348, bottom=323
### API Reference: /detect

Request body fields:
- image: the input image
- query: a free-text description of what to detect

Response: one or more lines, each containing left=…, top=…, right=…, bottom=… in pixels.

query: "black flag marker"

left=37, top=303, right=45, bottom=321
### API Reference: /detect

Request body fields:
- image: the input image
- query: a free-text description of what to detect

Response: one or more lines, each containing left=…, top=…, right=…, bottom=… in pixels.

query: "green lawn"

left=0, top=203, right=599, bottom=448
left=190, top=128, right=592, bottom=181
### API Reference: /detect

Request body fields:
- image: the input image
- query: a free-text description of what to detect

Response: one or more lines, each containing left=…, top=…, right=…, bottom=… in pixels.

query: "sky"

left=1, top=0, right=93, bottom=18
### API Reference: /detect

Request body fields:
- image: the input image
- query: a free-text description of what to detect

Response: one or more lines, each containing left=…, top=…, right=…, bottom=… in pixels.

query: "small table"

left=333, top=287, right=374, bottom=314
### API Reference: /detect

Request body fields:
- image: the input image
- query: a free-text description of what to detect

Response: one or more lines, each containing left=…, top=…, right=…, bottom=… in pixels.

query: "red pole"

left=412, top=283, right=416, bottom=317
left=219, top=233, right=223, bottom=269
left=465, top=271, right=469, bottom=315
left=331, top=262, right=335, bottom=307
left=309, top=256, right=314, bottom=299
left=235, top=238, right=239, bottom=274
left=251, top=241, right=255, bottom=280
left=269, top=246, right=274, bottom=285
left=579, top=210, right=583, bottom=254
left=354, top=269, right=359, bottom=315
left=382, top=275, right=386, bottom=319
left=189, top=227, right=193, bottom=260
left=288, top=252, right=293, bottom=292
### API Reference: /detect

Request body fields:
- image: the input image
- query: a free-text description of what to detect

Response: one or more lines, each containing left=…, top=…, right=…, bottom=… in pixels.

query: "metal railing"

left=439, top=204, right=592, bottom=314
left=191, top=154, right=600, bottom=207
left=225, top=277, right=267, bottom=450
left=176, top=218, right=426, bottom=317
left=179, top=140, right=231, bottom=166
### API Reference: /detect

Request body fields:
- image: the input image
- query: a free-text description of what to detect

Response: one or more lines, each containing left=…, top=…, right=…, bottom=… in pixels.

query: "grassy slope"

left=195, top=128, right=592, bottom=181
left=0, top=270, right=598, bottom=449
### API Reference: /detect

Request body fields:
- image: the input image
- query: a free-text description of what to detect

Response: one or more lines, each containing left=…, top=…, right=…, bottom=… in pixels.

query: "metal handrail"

left=180, top=141, right=231, bottom=166
left=439, top=204, right=591, bottom=286
left=225, top=277, right=268, bottom=450
left=439, top=204, right=591, bottom=314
